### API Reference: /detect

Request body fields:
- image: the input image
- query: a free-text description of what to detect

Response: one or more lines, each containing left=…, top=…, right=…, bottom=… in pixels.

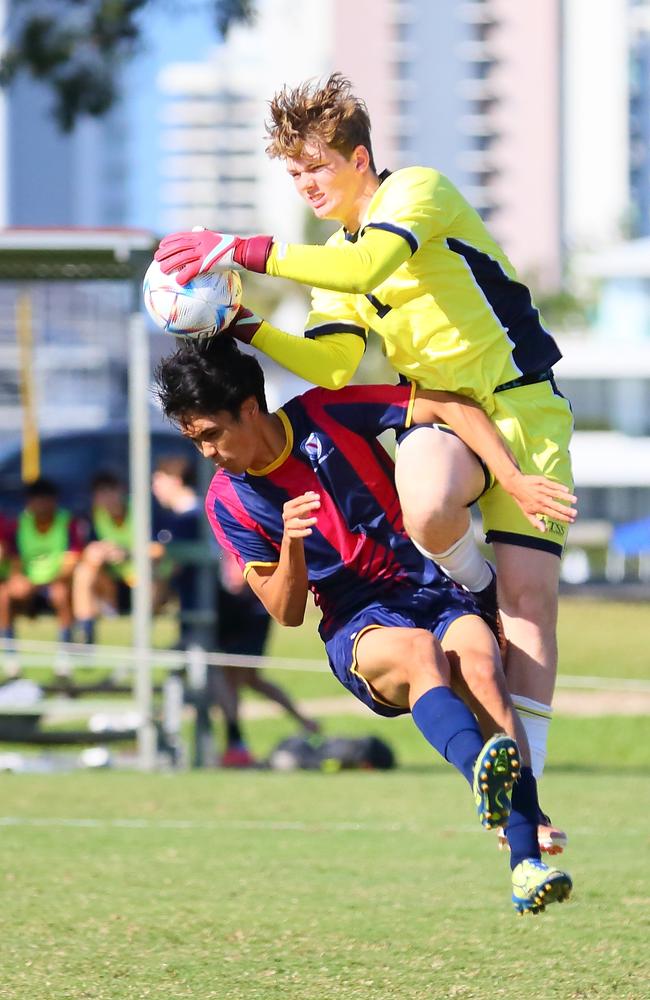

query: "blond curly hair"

left=265, top=72, right=376, bottom=171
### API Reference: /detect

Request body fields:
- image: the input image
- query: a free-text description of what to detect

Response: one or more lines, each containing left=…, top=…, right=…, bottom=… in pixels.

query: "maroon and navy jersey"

left=205, top=384, right=458, bottom=640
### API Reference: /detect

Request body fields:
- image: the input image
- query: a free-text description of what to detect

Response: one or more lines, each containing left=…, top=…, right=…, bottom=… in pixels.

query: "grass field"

left=2, top=594, right=649, bottom=999
left=1, top=766, right=648, bottom=999
left=265, top=594, right=650, bottom=681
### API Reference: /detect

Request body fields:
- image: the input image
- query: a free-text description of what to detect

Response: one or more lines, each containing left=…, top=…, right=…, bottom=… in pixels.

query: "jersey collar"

left=343, top=168, right=392, bottom=243
left=246, top=409, right=293, bottom=476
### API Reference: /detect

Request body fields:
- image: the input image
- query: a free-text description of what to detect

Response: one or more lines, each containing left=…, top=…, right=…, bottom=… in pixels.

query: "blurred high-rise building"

left=6, top=83, right=130, bottom=228
left=154, top=0, right=562, bottom=287
left=0, top=0, right=647, bottom=277
left=382, top=0, right=563, bottom=289
left=563, top=0, right=630, bottom=252
left=630, top=0, right=650, bottom=236
left=155, top=0, right=332, bottom=241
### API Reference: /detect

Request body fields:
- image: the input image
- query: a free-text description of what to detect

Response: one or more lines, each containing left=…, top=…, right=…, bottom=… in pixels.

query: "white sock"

left=411, top=523, right=492, bottom=592
left=512, top=694, right=553, bottom=780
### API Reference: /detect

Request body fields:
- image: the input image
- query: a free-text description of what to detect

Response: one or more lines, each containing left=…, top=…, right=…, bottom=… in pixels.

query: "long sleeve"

left=266, top=227, right=412, bottom=293
left=251, top=320, right=366, bottom=389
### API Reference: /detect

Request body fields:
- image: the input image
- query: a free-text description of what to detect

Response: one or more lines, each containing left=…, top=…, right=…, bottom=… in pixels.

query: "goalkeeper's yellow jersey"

left=254, top=166, right=562, bottom=413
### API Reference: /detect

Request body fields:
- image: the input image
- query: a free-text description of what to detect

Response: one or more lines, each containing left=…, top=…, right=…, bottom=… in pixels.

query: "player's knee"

left=9, top=577, right=31, bottom=601
left=401, top=496, right=446, bottom=540
left=402, top=629, right=450, bottom=688
left=460, top=648, right=500, bottom=696
left=500, top=580, right=557, bottom=631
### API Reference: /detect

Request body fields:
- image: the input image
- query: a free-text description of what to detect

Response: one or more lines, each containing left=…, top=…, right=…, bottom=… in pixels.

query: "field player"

left=155, top=74, right=575, bottom=852
left=154, top=336, right=573, bottom=914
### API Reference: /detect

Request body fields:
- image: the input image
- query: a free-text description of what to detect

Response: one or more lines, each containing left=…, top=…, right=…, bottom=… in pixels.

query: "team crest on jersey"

left=301, top=432, right=323, bottom=463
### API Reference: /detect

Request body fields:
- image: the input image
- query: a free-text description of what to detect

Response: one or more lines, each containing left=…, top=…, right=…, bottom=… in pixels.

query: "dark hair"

left=154, top=336, right=268, bottom=427
left=25, top=477, right=58, bottom=499
left=91, top=471, right=125, bottom=493
left=266, top=72, right=376, bottom=173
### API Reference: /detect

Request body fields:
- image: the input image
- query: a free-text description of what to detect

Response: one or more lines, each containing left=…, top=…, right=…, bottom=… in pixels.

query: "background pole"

left=128, top=309, right=157, bottom=770
left=16, top=293, right=40, bottom=483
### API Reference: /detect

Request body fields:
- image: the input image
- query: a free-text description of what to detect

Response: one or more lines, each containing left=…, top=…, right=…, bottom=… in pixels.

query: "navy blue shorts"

left=323, top=585, right=480, bottom=718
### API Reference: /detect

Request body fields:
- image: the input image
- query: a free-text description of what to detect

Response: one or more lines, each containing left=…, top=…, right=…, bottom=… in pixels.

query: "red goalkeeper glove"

left=154, top=227, right=273, bottom=285
left=226, top=305, right=263, bottom=345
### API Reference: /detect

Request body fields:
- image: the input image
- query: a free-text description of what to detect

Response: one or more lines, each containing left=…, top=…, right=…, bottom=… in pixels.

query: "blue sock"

left=78, top=619, right=96, bottom=644
left=506, top=766, right=542, bottom=869
left=1, top=628, right=14, bottom=641
left=411, top=686, right=484, bottom=786
left=58, top=626, right=72, bottom=644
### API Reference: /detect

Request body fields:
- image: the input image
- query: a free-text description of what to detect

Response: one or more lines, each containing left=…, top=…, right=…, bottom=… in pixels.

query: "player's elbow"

left=344, top=277, right=372, bottom=295
left=275, top=608, right=305, bottom=628
left=320, top=366, right=354, bottom=390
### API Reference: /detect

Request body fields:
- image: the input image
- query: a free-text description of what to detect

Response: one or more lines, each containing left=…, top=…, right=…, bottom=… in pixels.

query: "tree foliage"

left=0, top=0, right=256, bottom=131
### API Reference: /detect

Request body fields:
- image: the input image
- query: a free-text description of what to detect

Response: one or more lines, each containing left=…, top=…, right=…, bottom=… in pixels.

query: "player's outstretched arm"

left=411, top=391, right=577, bottom=532
left=155, top=227, right=410, bottom=293
left=246, top=493, right=319, bottom=627
left=227, top=306, right=365, bottom=390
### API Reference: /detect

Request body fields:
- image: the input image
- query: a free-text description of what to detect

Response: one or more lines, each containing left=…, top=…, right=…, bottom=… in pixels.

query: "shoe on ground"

left=511, top=858, right=572, bottom=914
left=473, top=733, right=520, bottom=830
left=471, top=564, right=507, bottom=656
left=221, top=744, right=256, bottom=768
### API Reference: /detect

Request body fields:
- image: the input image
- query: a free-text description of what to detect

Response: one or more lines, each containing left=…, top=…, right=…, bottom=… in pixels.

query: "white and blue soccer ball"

left=142, top=259, right=242, bottom=339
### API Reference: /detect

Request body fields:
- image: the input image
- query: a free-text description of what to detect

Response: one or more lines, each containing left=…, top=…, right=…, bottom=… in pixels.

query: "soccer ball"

left=142, top=259, right=242, bottom=339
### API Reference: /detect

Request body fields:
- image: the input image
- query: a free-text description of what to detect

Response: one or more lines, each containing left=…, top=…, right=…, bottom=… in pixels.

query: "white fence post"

left=128, top=310, right=157, bottom=770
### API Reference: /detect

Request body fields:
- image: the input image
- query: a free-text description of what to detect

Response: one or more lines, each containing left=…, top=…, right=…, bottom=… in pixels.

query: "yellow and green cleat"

left=472, top=733, right=520, bottom=830
left=511, top=858, right=573, bottom=914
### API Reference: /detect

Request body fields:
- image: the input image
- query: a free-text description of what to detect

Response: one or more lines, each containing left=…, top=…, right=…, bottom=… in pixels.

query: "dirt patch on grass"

left=242, top=688, right=650, bottom=721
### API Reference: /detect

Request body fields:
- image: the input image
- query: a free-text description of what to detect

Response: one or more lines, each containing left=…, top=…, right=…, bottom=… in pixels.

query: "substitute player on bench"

left=154, top=336, right=573, bottom=914
left=155, top=74, right=575, bottom=853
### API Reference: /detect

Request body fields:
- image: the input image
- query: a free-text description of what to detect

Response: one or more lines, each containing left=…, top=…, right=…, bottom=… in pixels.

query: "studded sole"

left=473, top=735, right=521, bottom=831
left=513, top=873, right=573, bottom=915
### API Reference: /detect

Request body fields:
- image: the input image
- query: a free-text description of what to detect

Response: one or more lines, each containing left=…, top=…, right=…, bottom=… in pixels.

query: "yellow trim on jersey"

left=405, top=380, right=417, bottom=429
left=246, top=409, right=293, bottom=476
left=349, top=625, right=404, bottom=710
left=243, top=560, right=279, bottom=580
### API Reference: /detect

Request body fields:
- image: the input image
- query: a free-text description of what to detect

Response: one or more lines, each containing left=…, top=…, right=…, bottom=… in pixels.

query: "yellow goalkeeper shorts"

left=478, top=374, right=574, bottom=556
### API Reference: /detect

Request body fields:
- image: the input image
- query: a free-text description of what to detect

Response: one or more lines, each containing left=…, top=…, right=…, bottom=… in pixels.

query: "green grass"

left=2, top=597, right=650, bottom=998
left=231, top=712, right=650, bottom=775
left=6, top=594, right=650, bottom=753
left=263, top=594, right=650, bottom=700
left=0, top=766, right=648, bottom=1000
left=266, top=594, right=650, bottom=679
left=556, top=597, right=650, bottom=681
left=11, top=594, right=650, bottom=682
